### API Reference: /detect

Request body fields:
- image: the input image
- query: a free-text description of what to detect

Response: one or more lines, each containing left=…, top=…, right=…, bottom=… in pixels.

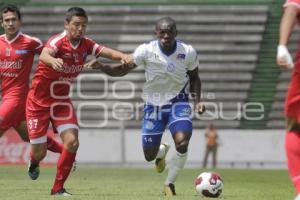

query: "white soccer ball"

left=195, top=172, right=223, bottom=198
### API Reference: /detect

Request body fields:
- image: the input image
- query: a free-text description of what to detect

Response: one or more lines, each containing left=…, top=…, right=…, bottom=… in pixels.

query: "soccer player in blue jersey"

left=92, top=16, right=204, bottom=196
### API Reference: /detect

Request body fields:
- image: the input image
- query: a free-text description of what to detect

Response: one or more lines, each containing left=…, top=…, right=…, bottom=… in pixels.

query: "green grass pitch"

left=0, top=166, right=294, bottom=200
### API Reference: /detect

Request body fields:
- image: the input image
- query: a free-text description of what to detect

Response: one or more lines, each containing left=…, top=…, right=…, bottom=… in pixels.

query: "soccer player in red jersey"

left=277, top=1, right=300, bottom=200
left=0, top=5, right=63, bottom=156
left=26, top=7, right=130, bottom=196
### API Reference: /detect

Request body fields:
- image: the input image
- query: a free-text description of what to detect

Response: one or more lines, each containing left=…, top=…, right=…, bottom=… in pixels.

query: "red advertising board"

left=0, top=129, right=59, bottom=165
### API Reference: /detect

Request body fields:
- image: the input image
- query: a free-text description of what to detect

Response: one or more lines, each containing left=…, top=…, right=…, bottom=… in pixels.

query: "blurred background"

left=0, top=0, right=291, bottom=169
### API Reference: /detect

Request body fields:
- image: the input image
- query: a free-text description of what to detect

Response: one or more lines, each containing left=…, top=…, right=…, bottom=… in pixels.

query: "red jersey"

left=0, top=32, right=43, bottom=99
left=29, top=31, right=104, bottom=107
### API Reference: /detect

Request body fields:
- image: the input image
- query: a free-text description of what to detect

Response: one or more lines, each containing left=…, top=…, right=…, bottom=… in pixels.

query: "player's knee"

left=65, top=138, right=79, bottom=153
left=175, top=140, right=189, bottom=154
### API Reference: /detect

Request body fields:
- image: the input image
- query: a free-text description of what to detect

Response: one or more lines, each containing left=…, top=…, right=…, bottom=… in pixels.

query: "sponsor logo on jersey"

left=15, top=49, right=28, bottom=55
left=177, top=53, right=186, bottom=60
left=177, top=107, right=191, bottom=117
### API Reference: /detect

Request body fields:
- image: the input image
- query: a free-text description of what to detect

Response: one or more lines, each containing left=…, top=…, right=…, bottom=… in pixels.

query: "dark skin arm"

left=187, top=67, right=205, bottom=114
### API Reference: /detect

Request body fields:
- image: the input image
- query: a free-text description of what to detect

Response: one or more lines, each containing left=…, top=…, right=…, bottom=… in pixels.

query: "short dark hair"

left=65, top=7, right=88, bottom=22
left=1, top=4, right=21, bottom=21
left=155, top=16, right=176, bottom=31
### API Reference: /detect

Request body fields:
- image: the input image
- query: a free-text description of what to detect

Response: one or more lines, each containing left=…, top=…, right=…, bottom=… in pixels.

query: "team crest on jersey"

left=177, top=53, right=186, bottom=60
left=5, top=48, right=11, bottom=56
left=16, top=50, right=28, bottom=55
left=167, top=63, right=175, bottom=72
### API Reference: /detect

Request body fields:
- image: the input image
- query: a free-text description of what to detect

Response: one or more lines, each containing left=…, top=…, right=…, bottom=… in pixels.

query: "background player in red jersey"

left=0, top=5, right=63, bottom=156
left=26, top=7, right=131, bottom=196
left=277, top=1, right=300, bottom=200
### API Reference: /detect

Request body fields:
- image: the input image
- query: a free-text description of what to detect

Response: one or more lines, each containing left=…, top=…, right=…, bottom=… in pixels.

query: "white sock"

left=156, top=143, right=167, bottom=159
left=164, top=151, right=187, bottom=185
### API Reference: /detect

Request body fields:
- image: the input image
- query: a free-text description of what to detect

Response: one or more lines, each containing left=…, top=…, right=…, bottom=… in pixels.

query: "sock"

left=285, top=131, right=300, bottom=193
left=47, top=136, right=63, bottom=153
left=156, top=143, right=167, bottom=159
left=164, top=151, right=187, bottom=185
left=51, top=148, right=76, bottom=193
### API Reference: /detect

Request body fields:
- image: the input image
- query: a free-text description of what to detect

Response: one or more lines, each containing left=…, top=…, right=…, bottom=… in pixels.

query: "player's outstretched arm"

left=98, top=47, right=132, bottom=64
left=188, top=68, right=205, bottom=114
left=277, top=5, right=298, bottom=69
left=39, top=47, right=64, bottom=71
left=84, top=58, right=137, bottom=77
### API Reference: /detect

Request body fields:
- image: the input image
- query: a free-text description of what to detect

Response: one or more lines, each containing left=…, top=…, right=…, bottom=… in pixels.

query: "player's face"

left=1, top=11, right=21, bottom=38
left=65, top=16, right=87, bottom=41
left=156, top=24, right=177, bottom=49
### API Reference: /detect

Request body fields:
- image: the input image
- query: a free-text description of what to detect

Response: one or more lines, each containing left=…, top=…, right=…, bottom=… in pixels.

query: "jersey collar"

left=5, top=31, right=22, bottom=44
left=158, top=40, right=177, bottom=56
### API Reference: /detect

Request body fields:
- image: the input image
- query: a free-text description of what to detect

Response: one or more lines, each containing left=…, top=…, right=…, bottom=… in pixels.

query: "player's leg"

left=284, top=71, right=300, bottom=200
left=0, top=99, right=21, bottom=139
left=285, top=118, right=300, bottom=196
left=141, top=104, right=167, bottom=162
left=50, top=102, right=78, bottom=196
left=51, top=127, right=78, bottom=196
left=14, top=121, right=29, bottom=142
left=26, top=97, right=50, bottom=180
left=164, top=102, right=193, bottom=196
left=15, top=120, right=63, bottom=153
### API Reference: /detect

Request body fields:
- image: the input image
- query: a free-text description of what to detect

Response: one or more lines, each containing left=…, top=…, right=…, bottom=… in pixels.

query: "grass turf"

left=0, top=166, right=294, bottom=200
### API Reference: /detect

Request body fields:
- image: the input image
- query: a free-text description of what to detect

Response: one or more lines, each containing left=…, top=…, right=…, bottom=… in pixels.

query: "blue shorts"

left=141, top=101, right=193, bottom=147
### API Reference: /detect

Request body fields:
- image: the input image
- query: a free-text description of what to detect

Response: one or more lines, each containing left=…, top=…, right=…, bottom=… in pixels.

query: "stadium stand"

left=17, top=5, right=268, bottom=129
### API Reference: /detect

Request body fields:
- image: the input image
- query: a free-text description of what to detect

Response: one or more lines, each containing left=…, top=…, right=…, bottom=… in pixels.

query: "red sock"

left=47, top=136, right=63, bottom=153
left=51, top=148, right=76, bottom=193
left=285, top=131, right=300, bottom=193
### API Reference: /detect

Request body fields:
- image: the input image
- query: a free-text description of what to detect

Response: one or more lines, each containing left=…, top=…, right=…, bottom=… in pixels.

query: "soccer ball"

left=195, top=172, right=223, bottom=198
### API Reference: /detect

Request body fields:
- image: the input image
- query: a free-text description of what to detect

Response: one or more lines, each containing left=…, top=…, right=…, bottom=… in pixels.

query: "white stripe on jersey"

left=23, top=33, right=43, bottom=49
left=4, top=31, right=21, bottom=44
left=49, top=31, right=66, bottom=52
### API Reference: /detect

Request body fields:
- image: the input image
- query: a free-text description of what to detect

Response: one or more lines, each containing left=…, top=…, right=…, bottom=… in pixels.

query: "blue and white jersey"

left=133, top=40, right=199, bottom=106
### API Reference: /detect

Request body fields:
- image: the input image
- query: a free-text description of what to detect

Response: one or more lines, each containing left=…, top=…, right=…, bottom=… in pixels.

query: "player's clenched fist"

left=277, top=45, right=294, bottom=69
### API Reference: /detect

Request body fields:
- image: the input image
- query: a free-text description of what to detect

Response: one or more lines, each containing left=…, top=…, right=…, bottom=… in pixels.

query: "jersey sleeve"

left=31, top=37, right=44, bottom=54
left=85, top=37, right=105, bottom=57
left=186, top=45, right=199, bottom=71
left=45, top=35, right=62, bottom=55
left=133, top=43, right=147, bottom=66
left=284, top=0, right=300, bottom=8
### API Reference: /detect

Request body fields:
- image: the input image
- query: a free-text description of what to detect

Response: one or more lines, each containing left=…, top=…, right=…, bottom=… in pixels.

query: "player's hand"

left=277, top=45, right=294, bottom=69
left=84, top=58, right=102, bottom=69
left=121, top=54, right=133, bottom=64
left=195, top=102, right=205, bottom=115
left=51, top=58, right=64, bottom=72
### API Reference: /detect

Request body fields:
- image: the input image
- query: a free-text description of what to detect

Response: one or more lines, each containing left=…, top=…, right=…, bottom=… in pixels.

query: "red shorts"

left=285, top=71, right=300, bottom=122
left=26, top=96, right=78, bottom=142
left=0, top=98, right=26, bottom=130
